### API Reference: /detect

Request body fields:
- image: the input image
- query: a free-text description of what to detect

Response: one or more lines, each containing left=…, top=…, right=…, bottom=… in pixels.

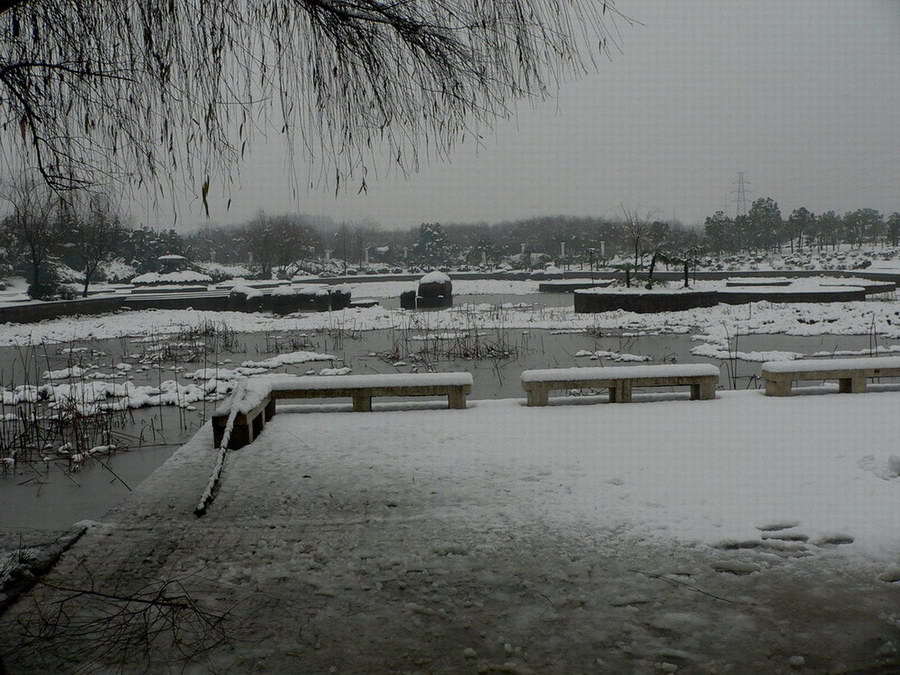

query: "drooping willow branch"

left=0, top=0, right=627, bottom=205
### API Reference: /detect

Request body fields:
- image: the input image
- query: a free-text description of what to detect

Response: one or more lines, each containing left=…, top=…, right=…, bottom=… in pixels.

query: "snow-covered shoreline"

left=2, top=294, right=899, bottom=348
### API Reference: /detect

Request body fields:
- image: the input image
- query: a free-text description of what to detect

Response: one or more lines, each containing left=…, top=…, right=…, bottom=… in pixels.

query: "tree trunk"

left=645, top=253, right=657, bottom=289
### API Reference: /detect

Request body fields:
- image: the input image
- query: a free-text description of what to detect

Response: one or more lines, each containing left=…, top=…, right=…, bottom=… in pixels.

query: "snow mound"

left=230, top=285, right=263, bottom=299
left=419, top=271, right=451, bottom=284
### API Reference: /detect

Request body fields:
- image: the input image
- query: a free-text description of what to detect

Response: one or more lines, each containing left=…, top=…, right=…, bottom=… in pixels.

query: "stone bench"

left=520, top=364, right=719, bottom=406
left=760, top=356, right=900, bottom=396
left=212, top=372, right=473, bottom=448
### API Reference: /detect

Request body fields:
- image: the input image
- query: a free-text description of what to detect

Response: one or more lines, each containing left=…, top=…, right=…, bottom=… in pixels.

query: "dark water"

left=1, top=322, right=896, bottom=532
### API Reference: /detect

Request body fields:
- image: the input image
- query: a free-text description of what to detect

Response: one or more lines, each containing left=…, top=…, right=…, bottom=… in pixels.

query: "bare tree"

left=243, top=212, right=321, bottom=278
left=0, top=174, right=59, bottom=296
left=64, top=194, right=125, bottom=296
left=0, top=1, right=625, bottom=205
left=619, top=205, right=658, bottom=270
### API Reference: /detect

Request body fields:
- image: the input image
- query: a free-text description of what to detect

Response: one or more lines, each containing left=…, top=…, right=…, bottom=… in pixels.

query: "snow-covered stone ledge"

left=574, top=287, right=719, bottom=313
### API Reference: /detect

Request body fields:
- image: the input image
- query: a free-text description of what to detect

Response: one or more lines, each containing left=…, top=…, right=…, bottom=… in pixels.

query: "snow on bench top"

left=521, top=363, right=719, bottom=383
left=762, top=356, right=900, bottom=374
left=264, top=372, right=473, bottom=390
left=218, top=372, right=474, bottom=414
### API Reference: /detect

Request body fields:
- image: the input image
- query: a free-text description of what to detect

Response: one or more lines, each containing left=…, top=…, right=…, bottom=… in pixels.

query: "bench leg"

left=352, top=395, right=372, bottom=412
left=265, top=398, right=276, bottom=420
left=839, top=377, right=866, bottom=394
left=696, top=380, right=717, bottom=400
left=251, top=410, right=265, bottom=439
left=765, top=379, right=792, bottom=396
left=229, top=423, right=252, bottom=449
left=448, top=390, right=467, bottom=409
left=212, top=421, right=225, bottom=448
left=526, top=388, right=549, bottom=406
left=612, top=383, right=632, bottom=403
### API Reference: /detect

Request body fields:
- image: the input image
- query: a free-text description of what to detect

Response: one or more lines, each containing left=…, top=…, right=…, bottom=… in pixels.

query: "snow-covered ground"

left=2, top=391, right=898, bottom=672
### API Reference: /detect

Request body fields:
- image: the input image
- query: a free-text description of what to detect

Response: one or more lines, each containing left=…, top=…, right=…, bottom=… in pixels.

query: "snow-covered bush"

left=27, top=263, right=77, bottom=300
left=198, top=262, right=252, bottom=283
left=100, top=258, right=137, bottom=283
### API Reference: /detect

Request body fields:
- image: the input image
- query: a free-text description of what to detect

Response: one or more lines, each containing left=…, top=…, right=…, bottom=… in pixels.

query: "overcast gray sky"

left=159, top=0, right=899, bottom=231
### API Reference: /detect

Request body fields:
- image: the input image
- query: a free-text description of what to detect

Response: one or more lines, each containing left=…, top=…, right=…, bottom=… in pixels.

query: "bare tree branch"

left=0, top=0, right=627, bottom=206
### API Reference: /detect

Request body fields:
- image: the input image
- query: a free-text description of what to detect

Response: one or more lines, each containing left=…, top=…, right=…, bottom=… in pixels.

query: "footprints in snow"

left=711, top=522, right=855, bottom=575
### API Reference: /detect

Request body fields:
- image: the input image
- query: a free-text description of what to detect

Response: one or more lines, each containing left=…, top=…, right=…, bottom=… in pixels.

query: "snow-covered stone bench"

left=520, top=364, right=719, bottom=406
left=212, top=373, right=473, bottom=448
left=760, top=356, right=900, bottom=396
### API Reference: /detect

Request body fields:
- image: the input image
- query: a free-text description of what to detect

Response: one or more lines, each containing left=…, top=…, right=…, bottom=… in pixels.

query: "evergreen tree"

left=786, top=207, right=815, bottom=252
left=747, top=198, right=782, bottom=252
left=703, top=211, right=734, bottom=252
left=843, top=209, right=883, bottom=247
left=888, top=212, right=900, bottom=247
left=816, top=211, right=842, bottom=249
left=413, top=223, right=453, bottom=266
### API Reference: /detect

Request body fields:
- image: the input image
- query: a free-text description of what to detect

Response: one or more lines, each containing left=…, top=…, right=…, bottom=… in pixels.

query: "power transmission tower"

left=731, top=172, right=752, bottom=218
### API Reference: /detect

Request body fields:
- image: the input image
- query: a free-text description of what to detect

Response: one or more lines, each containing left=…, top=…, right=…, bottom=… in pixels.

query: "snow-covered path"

left=2, top=392, right=899, bottom=672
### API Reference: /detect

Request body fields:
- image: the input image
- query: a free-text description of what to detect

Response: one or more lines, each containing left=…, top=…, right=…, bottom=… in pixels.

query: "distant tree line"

left=704, top=198, right=900, bottom=254
left=3, top=178, right=897, bottom=301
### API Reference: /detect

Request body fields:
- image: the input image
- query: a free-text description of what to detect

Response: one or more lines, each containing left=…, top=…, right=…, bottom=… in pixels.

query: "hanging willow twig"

left=0, top=0, right=629, bottom=202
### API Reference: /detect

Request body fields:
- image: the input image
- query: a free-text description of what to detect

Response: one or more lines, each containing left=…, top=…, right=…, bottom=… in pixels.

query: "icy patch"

left=184, top=366, right=269, bottom=380
left=42, top=366, right=86, bottom=380
left=575, top=349, right=651, bottom=362
left=813, top=534, right=854, bottom=547
left=761, top=532, right=809, bottom=542
left=756, top=521, right=801, bottom=532
left=240, top=350, right=337, bottom=369
left=431, top=542, right=469, bottom=556
left=877, top=564, right=900, bottom=583
left=711, top=560, right=761, bottom=576
left=811, top=345, right=900, bottom=358
left=409, top=332, right=471, bottom=341
left=319, top=367, right=352, bottom=376
left=690, top=343, right=803, bottom=362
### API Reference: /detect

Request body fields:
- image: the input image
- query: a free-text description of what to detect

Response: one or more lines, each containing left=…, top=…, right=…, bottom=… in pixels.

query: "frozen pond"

left=2, top=316, right=898, bottom=533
